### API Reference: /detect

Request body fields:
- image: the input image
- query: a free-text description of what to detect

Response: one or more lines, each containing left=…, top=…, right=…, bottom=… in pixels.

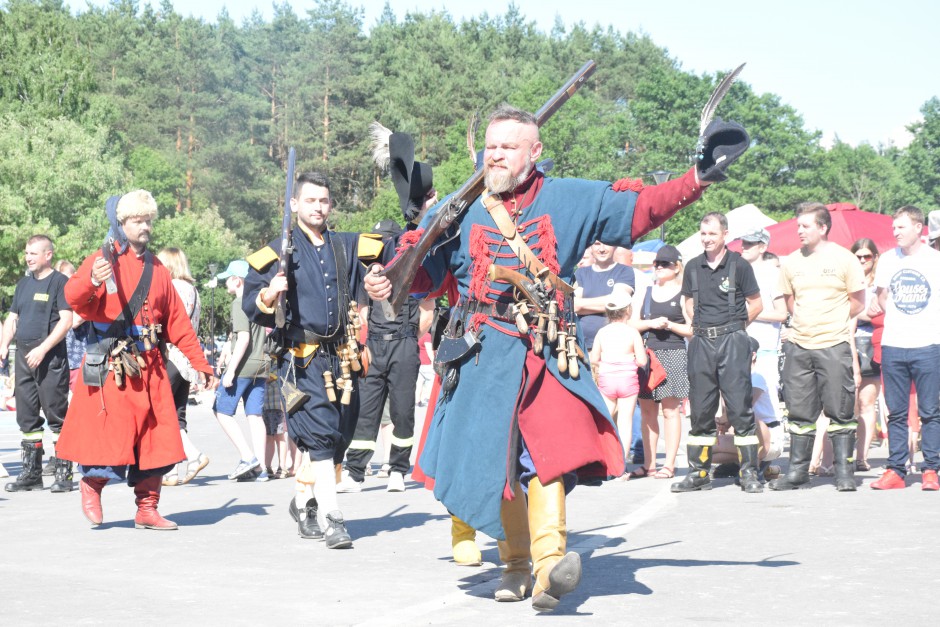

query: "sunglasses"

left=856, top=254, right=873, bottom=261
left=653, top=261, right=676, bottom=268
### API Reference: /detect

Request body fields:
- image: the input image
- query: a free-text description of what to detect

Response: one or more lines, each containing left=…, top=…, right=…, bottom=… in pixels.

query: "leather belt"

left=692, top=321, right=745, bottom=339
left=465, top=300, right=519, bottom=324
left=370, top=330, right=417, bottom=342
left=284, top=324, right=344, bottom=345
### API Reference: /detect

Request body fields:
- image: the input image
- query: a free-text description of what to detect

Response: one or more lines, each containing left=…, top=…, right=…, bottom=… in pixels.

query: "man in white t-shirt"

left=869, top=206, right=940, bottom=491
left=737, top=227, right=786, bottom=420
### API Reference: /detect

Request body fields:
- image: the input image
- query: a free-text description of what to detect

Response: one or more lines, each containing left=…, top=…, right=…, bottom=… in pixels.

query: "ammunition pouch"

left=280, top=379, right=309, bottom=415
left=82, top=338, right=115, bottom=388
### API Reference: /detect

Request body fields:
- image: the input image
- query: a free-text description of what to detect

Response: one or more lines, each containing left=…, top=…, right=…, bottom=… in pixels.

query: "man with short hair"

left=672, top=212, right=763, bottom=494
left=55, top=190, right=214, bottom=528
left=574, top=240, right=635, bottom=351
left=869, top=206, right=940, bottom=490
left=1, top=235, right=73, bottom=493
left=213, top=259, right=270, bottom=481
left=364, top=103, right=748, bottom=611
left=244, top=171, right=387, bottom=548
left=771, top=203, right=865, bottom=492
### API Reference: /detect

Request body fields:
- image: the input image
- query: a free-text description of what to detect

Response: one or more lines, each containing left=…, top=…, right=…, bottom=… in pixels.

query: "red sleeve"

left=64, top=252, right=107, bottom=318
left=629, top=167, right=705, bottom=240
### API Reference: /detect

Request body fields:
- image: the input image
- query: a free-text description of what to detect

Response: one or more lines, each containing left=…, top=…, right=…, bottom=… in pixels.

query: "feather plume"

left=699, top=63, right=745, bottom=135
left=466, top=112, right=480, bottom=165
left=369, top=121, right=393, bottom=169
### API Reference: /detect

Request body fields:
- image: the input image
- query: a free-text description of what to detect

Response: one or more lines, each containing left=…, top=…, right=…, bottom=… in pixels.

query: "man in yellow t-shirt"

left=772, top=203, right=866, bottom=492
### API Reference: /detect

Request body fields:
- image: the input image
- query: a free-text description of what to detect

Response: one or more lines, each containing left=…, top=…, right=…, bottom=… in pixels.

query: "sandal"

left=856, top=459, right=871, bottom=472
left=652, top=467, right=675, bottom=479
left=162, top=471, right=179, bottom=487
left=180, top=453, right=210, bottom=485
left=628, top=466, right=650, bottom=479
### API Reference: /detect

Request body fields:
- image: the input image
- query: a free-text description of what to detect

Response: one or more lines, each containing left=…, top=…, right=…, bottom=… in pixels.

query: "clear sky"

left=66, top=0, right=938, bottom=148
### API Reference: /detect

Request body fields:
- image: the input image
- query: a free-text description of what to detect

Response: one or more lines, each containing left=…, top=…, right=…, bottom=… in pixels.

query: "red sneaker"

left=871, top=469, right=906, bottom=490
left=922, top=469, right=939, bottom=491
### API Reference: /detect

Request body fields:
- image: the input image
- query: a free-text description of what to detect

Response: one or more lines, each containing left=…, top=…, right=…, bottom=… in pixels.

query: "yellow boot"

left=527, top=476, right=581, bottom=612
left=494, top=484, right=533, bottom=601
left=451, top=515, right=482, bottom=566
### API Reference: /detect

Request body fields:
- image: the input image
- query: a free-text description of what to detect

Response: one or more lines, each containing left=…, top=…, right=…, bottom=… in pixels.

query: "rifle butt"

left=378, top=249, right=419, bottom=321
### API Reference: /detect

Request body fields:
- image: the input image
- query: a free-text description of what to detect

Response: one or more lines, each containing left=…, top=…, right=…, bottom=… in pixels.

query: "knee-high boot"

left=452, top=514, right=482, bottom=567
left=770, top=433, right=814, bottom=490
left=831, top=431, right=857, bottom=492
left=671, top=444, right=713, bottom=492
left=134, top=475, right=178, bottom=530
left=737, top=443, right=763, bottom=493
left=527, top=476, right=581, bottom=612
left=494, top=485, right=532, bottom=601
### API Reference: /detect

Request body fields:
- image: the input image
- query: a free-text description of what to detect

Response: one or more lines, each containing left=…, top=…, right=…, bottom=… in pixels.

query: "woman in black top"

left=630, top=245, right=692, bottom=479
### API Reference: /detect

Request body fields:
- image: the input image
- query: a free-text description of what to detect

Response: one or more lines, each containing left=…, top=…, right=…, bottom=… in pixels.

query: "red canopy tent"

left=728, top=203, right=915, bottom=256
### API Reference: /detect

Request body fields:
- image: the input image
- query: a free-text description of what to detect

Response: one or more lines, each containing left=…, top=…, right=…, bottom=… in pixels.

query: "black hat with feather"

left=370, top=122, right=433, bottom=223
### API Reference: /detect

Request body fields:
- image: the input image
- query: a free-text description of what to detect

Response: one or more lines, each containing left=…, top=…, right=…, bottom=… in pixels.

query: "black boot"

left=5, top=440, right=44, bottom=492
left=737, top=443, right=763, bottom=493
left=831, top=432, right=857, bottom=492
left=42, top=455, right=57, bottom=477
left=671, top=444, right=713, bottom=492
left=50, top=458, right=74, bottom=493
left=770, top=433, right=814, bottom=490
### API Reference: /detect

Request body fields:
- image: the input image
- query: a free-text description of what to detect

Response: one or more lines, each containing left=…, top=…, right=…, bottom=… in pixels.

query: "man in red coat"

left=56, top=190, right=215, bottom=529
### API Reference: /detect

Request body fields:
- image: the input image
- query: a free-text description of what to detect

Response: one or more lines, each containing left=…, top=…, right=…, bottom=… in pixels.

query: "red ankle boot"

left=80, top=477, right=108, bottom=526
left=134, top=475, right=178, bottom=530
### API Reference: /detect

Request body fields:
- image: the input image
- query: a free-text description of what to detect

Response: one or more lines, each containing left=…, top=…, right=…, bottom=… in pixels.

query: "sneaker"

left=387, top=471, right=406, bottom=492
left=255, top=470, right=270, bottom=482
left=336, top=471, right=363, bottom=493
left=871, top=468, right=906, bottom=490
left=228, top=458, right=261, bottom=480
left=922, top=469, right=939, bottom=491
left=323, top=510, right=353, bottom=549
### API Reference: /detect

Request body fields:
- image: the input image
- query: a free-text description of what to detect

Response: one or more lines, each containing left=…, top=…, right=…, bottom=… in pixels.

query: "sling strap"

left=481, top=191, right=574, bottom=295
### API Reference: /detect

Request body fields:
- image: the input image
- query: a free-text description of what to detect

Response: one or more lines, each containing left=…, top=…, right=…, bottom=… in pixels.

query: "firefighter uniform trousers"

left=344, top=330, right=420, bottom=482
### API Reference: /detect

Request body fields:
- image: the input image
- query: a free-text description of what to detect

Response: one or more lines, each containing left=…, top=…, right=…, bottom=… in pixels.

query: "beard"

left=485, top=162, right=532, bottom=194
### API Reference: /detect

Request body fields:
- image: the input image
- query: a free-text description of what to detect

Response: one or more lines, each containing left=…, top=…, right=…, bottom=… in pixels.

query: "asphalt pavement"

left=0, top=393, right=937, bottom=626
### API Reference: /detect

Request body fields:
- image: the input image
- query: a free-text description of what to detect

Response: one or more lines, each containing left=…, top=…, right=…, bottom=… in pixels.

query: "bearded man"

left=365, top=104, right=747, bottom=611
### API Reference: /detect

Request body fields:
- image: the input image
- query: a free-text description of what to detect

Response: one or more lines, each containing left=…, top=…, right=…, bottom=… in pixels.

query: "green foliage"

left=0, top=0, right=936, bottom=293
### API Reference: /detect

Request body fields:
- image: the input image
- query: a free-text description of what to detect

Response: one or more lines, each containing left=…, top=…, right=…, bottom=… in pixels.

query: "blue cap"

left=216, top=259, right=249, bottom=280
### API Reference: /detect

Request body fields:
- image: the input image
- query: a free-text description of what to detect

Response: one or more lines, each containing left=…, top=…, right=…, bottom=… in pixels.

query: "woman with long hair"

left=631, top=245, right=692, bottom=479
left=850, top=238, right=882, bottom=470
left=157, top=247, right=209, bottom=485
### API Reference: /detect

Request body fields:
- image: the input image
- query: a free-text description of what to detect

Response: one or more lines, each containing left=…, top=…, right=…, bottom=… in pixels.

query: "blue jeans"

left=881, top=345, right=940, bottom=475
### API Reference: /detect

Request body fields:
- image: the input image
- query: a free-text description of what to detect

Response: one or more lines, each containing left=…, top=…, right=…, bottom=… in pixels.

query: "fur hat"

left=116, top=189, right=158, bottom=223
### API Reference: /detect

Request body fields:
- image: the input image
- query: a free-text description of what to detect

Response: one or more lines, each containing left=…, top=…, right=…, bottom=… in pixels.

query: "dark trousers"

left=345, top=336, right=419, bottom=480
left=165, top=359, right=191, bottom=431
left=881, top=344, right=940, bottom=474
left=782, top=341, right=856, bottom=434
left=14, top=339, right=69, bottom=436
left=281, top=346, right=359, bottom=465
left=687, top=330, right=755, bottom=441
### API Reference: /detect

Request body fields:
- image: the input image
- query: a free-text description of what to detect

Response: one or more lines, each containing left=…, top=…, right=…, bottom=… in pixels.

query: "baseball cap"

left=654, top=245, right=682, bottom=264
left=216, top=259, right=249, bottom=280
left=606, top=292, right=632, bottom=312
left=739, top=227, right=770, bottom=245
left=928, top=211, right=940, bottom=243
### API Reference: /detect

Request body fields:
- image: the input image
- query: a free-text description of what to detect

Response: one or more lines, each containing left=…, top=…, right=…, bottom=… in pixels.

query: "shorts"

left=596, top=359, right=639, bottom=399
left=214, top=377, right=266, bottom=416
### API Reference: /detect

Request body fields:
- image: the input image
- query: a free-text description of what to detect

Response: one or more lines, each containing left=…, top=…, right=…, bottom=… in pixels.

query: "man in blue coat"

left=366, top=104, right=746, bottom=611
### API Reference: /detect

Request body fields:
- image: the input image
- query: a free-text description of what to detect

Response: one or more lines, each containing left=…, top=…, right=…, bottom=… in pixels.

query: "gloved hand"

left=695, top=117, right=749, bottom=183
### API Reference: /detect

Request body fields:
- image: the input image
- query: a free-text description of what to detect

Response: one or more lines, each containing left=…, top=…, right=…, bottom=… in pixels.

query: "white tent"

left=676, top=203, right=777, bottom=261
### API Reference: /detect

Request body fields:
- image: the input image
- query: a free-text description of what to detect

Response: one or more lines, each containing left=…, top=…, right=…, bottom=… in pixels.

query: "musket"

left=275, top=147, right=297, bottom=330
left=378, top=60, right=597, bottom=321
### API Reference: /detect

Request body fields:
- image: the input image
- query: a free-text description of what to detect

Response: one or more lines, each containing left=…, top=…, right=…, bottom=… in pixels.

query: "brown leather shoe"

left=80, top=477, right=108, bottom=526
